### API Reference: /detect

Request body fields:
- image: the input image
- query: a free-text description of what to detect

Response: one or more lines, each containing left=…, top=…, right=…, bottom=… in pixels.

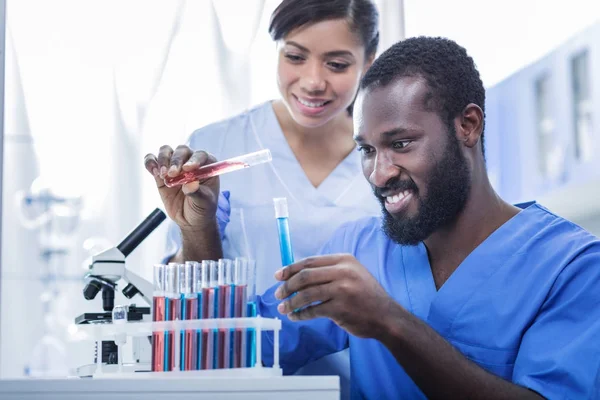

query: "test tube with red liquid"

left=164, top=149, right=272, bottom=188
left=151, top=264, right=166, bottom=372
left=201, top=260, right=216, bottom=369
left=165, top=263, right=182, bottom=371
left=180, top=261, right=198, bottom=371
left=233, top=257, right=248, bottom=368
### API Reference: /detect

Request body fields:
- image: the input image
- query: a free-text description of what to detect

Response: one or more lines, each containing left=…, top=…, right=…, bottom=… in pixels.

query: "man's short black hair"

left=361, top=36, right=486, bottom=154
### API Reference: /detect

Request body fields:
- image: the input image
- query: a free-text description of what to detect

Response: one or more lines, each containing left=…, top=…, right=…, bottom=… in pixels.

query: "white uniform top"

left=164, top=101, right=380, bottom=294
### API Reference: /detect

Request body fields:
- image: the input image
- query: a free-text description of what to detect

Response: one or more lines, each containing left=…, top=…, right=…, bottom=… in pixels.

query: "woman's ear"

left=362, top=53, right=376, bottom=76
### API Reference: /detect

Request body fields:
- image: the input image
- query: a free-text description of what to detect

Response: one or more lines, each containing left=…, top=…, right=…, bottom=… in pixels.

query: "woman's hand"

left=144, top=144, right=220, bottom=232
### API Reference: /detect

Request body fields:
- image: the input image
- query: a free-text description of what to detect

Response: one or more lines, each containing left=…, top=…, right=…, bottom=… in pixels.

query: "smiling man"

left=259, top=37, right=600, bottom=399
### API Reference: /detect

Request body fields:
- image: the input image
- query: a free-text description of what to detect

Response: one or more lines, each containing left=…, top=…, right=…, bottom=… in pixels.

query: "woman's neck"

left=271, top=100, right=357, bottom=187
left=272, top=100, right=355, bottom=151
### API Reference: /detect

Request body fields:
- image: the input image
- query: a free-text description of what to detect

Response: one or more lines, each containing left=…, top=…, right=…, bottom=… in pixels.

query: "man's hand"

left=274, top=253, right=396, bottom=338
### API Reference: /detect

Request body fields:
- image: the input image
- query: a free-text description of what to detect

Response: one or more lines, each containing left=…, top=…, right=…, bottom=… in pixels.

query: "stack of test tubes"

left=151, top=257, right=257, bottom=372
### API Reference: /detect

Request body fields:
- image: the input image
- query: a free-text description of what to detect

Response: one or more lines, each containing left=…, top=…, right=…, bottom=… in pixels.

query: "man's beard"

left=375, top=128, right=471, bottom=245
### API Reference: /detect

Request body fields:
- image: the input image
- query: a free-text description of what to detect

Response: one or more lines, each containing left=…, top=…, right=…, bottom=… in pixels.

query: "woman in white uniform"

left=144, top=0, right=380, bottom=397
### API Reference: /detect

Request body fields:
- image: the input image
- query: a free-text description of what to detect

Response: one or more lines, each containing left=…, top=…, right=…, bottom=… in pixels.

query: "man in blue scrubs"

left=260, top=37, right=600, bottom=399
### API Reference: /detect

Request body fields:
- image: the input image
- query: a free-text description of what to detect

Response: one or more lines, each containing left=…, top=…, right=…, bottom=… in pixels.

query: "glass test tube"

left=165, top=263, right=182, bottom=371
left=181, top=261, right=198, bottom=371
left=151, top=264, right=166, bottom=372
left=274, top=197, right=294, bottom=266
left=246, top=259, right=257, bottom=367
left=233, top=257, right=248, bottom=368
left=217, top=259, right=233, bottom=369
left=201, top=260, right=216, bottom=370
left=164, top=149, right=272, bottom=188
left=194, top=261, right=203, bottom=370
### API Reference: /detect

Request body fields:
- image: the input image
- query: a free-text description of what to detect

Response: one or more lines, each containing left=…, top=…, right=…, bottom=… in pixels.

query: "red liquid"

left=201, top=288, right=215, bottom=369
left=167, top=296, right=181, bottom=371
left=165, top=161, right=248, bottom=188
left=184, top=297, right=198, bottom=371
left=152, top=296, right=166, bottom=372
left=218, top=285, right=232, bottom=368
left=234, top=285, right=247, bottom=368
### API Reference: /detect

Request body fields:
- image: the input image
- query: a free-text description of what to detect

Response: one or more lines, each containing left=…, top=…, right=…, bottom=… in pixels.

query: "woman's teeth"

left=386, top=191, right=411, bottom=204
left=298, top=98, right=328, bottom=108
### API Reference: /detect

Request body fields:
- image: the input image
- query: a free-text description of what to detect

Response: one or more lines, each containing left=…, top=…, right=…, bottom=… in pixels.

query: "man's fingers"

left=277, top=284, right=331, bottom=314
left=275, top=254, right=349, bottom=281
left=287, top=300, right=333, bottom=322
left=275, top=266, right=338, bottom=300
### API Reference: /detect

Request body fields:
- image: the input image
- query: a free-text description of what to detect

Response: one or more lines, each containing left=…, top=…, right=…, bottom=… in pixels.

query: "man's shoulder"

left=530, top=203, right=600, bottom=249
left=325, top=216, right=389, bottom=254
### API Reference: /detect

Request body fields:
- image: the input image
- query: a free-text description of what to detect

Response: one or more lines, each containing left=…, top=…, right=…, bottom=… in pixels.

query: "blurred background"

left=0, top=0, right=599, bottom=378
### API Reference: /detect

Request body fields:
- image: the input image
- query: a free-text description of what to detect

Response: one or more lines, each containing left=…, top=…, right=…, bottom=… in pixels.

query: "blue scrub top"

left=259, top=202, right=600, bottom=399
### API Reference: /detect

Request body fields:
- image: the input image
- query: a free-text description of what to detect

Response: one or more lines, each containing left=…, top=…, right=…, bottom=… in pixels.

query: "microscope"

left=74, top=208, right=166, bottom=372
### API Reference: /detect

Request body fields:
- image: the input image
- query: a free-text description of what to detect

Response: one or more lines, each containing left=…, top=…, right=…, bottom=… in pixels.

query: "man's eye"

left=392, top=140, right=412, bottom=149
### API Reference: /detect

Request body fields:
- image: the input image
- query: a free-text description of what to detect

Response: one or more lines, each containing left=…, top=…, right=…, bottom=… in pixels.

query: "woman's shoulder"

left=188, top=101, right=274, bottom=142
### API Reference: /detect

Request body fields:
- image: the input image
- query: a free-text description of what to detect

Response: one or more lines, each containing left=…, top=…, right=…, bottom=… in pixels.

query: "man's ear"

left=457, top=103, right=484, bottom=149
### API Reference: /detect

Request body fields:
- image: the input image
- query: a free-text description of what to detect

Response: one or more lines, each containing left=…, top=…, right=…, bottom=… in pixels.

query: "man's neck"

left=424, top=171, right=520, bottom=290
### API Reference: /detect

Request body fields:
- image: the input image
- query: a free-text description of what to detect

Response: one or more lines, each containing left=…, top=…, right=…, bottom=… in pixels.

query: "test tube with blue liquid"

left=165, top=263, right=182, bottom=371
left=274, top=197, right=299, bottom=313
left=233, top=257, right=248, bottom=368
left=151, top=264, right=166, bottom=372
left=274, top=197, right=294, bottom=266
left=246, top=258, right=257, bottom=367
left=194, top=261, right=204, bottom=370
left=180, top=261, right=198, bottom=371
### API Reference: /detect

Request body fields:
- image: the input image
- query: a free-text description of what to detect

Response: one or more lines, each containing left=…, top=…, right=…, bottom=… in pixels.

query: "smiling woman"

left=145, top=1, right=382, bottom=398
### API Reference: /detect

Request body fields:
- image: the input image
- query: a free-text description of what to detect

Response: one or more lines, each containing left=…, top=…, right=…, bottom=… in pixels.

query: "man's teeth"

left=298, top=98, right=327, bottom=108
left=386, top=191, right=411, bottom=204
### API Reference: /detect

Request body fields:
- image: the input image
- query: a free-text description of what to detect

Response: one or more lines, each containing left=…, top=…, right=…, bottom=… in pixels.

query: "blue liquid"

left=164, top=297, right=170, bottom=371
left=230, top=284, right=235, bottom=368
left=180, top=295, right=186, bottom=371
left=276, top=218, right=294, bottom=266
left=246, top=301, right=257, bottom=367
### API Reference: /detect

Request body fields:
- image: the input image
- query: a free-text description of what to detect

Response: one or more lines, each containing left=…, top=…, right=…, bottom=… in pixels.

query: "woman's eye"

left=357, top=146, right=373, bottom=155
left=285, top=54, right=304, bottom=62
left=392, top=140, right=412, bottom=150
left=328, top=61, right=349, bottom=71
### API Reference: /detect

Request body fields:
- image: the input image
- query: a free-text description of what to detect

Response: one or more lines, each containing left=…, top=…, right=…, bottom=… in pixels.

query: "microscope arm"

left=86, top=209, right=166, bottom=306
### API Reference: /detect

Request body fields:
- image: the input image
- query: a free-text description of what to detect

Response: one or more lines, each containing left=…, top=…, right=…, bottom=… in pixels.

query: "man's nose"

left=369, top=153, right=399, bottom=188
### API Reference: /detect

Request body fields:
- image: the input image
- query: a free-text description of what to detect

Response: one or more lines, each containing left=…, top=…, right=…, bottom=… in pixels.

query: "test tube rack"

left=74, top=316, right=282, bottom=379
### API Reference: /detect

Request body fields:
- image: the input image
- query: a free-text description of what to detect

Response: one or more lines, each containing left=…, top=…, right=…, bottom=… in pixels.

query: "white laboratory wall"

left=0, top=0, right=405, bottom=377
